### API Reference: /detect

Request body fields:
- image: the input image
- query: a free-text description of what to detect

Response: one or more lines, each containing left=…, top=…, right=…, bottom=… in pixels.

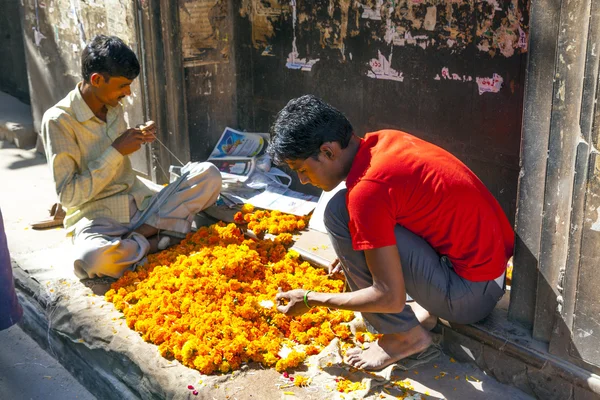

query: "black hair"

left=81, top=35, right=140, bottom=82
left=268, top=95, right=354, bottom=165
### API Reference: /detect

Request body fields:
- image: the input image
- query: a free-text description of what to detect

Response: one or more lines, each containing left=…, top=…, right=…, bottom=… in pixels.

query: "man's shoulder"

left=42, top=88, right=79, bottom=125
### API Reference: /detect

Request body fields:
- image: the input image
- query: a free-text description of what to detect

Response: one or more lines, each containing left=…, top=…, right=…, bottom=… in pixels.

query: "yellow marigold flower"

left=294, top=375, right=311, bottom=387
left=241, top=204, right=255, bottom=214
left=105, top=220, right=351, bottom=376
left=336, top=378, right=366, bottom=393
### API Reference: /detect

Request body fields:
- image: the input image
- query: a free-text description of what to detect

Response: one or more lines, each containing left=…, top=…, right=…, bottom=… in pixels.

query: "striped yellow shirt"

left=41, top=84, right=156, bottom=231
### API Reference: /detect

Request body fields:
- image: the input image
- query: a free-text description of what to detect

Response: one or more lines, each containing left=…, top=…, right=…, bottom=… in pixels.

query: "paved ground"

left=0, top=141, right=535, bottom=400
left=0, top=325, right=95, bottom=400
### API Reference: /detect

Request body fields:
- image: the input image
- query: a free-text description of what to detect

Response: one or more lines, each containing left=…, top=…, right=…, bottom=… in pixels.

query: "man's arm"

left=42, top=116, right=136, bottom=208
left=276, top=245, right=407, bottom=316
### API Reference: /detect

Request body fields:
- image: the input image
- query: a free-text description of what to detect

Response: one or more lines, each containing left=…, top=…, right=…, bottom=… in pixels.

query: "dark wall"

left=242, top=0, right=527, bottom=223
left=0, top=0, right=30, bottom=103
left=183, top=0, right=528, bottom=223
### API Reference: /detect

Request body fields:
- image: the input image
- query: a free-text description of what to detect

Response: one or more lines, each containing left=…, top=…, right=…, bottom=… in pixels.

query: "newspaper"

left=207, top=127, right=318, bottom=216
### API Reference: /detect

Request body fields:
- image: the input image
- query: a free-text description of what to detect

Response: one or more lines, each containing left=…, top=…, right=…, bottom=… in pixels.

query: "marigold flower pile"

left=234, top=204, right=309, bottom=236
left=105, top=213, right=354, bottom=376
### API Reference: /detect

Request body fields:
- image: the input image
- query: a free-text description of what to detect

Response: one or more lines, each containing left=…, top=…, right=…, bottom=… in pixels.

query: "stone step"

left=0, top=91, right=36, bottom=149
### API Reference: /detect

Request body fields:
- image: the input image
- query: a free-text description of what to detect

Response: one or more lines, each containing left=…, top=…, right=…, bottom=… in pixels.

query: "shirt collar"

left=71, top=82, right=96, bottom=123
left=71, top=82, right=120, bottom=123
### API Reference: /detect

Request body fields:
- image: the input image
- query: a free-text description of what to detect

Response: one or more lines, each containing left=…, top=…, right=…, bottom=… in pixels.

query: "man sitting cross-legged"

left=41, top=35, right=221, bottom=279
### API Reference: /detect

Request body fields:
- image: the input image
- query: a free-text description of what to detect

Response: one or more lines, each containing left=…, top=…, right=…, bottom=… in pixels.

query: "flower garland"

left=105, top=216, right=354, bottom=376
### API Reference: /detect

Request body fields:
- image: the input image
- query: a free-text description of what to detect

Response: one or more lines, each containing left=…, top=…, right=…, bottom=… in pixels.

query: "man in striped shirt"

left=41, top=35, right=221, bottom=279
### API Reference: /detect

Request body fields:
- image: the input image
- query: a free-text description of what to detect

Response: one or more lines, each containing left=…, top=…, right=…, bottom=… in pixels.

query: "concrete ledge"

left=0, top=91, right=36, bottom=149
left=12, top=260, right=288, bottom=400
left=441, top=309, right=600, bottom=399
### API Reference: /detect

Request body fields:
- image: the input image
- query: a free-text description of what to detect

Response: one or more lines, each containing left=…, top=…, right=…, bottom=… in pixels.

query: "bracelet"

left=303, top=290, right=314, bottom=309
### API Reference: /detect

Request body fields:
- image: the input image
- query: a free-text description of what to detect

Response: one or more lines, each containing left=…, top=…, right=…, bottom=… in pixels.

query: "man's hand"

left=275, top=288, right=311, bottom=317
left=139, top=120, right=157, bottom=144
left=112, top=128, right=153, bottom=155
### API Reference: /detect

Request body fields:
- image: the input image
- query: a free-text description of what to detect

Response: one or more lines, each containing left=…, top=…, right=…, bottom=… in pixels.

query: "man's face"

left=286, top=152, right=343, bottom=192
left=91, top=74, right=134, bottom=108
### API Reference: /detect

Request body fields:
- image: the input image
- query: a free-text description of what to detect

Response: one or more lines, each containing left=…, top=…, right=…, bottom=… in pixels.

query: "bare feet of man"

left=344, top=324, right=433, bottom=371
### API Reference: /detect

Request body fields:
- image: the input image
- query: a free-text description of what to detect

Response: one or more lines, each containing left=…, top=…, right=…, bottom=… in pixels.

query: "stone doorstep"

left=440, top=316, right=600, bottom=400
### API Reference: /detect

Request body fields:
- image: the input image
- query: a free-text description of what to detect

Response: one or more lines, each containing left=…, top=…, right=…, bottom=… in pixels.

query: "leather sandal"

left=30, top=203, right=65, bottom=230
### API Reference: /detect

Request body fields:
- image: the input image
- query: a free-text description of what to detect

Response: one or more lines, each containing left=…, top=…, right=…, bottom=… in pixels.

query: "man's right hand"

left=112, top=128, right=152, bottom=155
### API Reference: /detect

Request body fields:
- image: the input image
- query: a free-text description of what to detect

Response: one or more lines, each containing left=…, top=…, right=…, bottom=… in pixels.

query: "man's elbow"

left=373, top=287, right=405, bottom=313
left=386, top=294, right=406, bottom=313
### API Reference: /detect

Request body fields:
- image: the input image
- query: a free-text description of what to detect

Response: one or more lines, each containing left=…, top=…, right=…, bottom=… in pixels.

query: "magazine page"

left=210, top=127, right=268, bottom=158
left=208, top=157, right=256, bottom=182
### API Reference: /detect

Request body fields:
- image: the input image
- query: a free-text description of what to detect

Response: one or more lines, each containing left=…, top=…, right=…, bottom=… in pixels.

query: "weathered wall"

left=0, top=0, right=30, bottom=103
left=19, top=0, right=148, bottom=174
left=183, top=0, right=528, bottom=220
left=179, top=0, right=238, bottom=162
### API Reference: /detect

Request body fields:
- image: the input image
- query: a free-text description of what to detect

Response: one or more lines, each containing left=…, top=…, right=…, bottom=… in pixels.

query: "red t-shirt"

left=345, top=130, right=514, bottom=282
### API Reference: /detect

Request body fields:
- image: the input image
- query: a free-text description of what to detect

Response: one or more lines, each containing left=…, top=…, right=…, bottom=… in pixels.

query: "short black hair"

left=268, top=95, right=354, bottom=165
left=81, top=35, right=140, bottom=82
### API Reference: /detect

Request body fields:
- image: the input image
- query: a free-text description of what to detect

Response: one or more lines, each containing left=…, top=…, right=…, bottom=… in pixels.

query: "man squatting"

left=272, top=95, right=513, bottom=370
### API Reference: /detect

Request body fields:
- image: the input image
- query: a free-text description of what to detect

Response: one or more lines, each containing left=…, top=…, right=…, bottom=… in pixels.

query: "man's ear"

left=320, top=142, right=338, bottom=160
left=89, top=73, right=105, bottom=87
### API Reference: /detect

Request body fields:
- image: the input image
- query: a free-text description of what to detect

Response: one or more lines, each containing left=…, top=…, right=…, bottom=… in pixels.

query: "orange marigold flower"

left=105, top=219, right=351, bottom=376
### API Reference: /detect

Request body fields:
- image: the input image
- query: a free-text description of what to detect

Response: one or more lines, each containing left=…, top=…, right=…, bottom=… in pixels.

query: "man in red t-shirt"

left=271, top=95, right=514, bottom=371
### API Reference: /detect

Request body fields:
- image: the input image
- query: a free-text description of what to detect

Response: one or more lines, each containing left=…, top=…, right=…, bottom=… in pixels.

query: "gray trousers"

left=324, top=190, right=505, bottom=334
left=72, top=162, right=221, bottom=279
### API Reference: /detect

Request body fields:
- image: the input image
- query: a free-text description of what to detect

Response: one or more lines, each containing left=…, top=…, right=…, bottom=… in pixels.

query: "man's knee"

left=73, top=233, right=149, bottom=279
left=190, top=162, right=222, bottom=202
left=324, top=189, right=349, bottom=234
left=204, top=162, right=222, bottom=197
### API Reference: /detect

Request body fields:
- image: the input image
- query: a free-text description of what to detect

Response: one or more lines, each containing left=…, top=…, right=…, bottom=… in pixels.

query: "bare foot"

left=147, top=235, right=160, bottom=254
left=408, top=301, right=438, bottom=331
left=344, top=324, right=432, bottom=370
left=147, top=235, right=183, bottom=254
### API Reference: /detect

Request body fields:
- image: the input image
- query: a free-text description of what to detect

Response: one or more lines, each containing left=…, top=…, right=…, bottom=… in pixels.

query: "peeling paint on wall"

left=180, top=0, right=229, bottom=66
left=435, top=67, right=472, bottom=82
left=476, top=73, right=503, bottom=95
left=590, top=206, right=600, bottom=232
left=240, top=0, right=528, bottom=59
left=286, top=0, right=319, bottom=72
left=367, top=50, right=404, bottom=82
left=433, top=67, right=502, bottom=95
left=239, top=0, right=286, bottom=50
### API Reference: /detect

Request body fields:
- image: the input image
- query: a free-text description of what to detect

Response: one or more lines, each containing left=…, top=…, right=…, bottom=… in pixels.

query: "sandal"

left=30, top=203, right=65, bottom=230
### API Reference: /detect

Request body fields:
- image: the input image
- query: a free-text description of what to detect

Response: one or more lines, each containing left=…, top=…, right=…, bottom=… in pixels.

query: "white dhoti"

left=72, top=162, right=221, bottom=279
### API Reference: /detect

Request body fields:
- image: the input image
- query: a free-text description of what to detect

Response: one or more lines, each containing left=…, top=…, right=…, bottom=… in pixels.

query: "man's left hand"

left=275, top=288, right=311, bottom=317
left=138, top=122, right=157, bottom=144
